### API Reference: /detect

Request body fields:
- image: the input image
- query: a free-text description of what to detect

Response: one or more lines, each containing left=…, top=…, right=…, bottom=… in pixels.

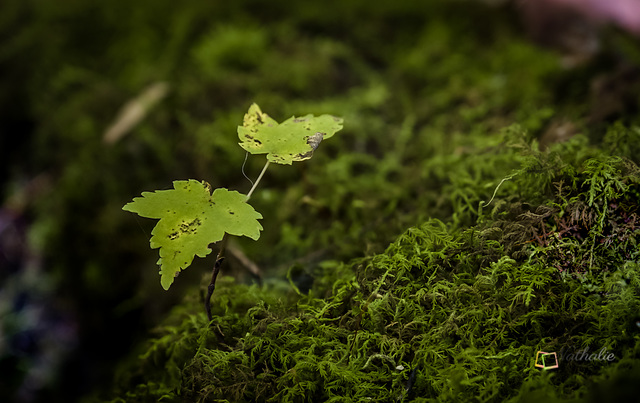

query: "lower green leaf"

left=123, top=180, right=263, bottom=289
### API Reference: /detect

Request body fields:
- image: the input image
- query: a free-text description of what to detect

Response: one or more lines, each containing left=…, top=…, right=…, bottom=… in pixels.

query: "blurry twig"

left=228, top=242, right=262, bottom=282
left=103, top=82, right=170, bottom=144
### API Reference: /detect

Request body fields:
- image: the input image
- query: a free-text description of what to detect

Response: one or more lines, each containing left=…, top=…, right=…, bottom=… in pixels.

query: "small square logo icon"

left=535, top=351, right=558, bottom=370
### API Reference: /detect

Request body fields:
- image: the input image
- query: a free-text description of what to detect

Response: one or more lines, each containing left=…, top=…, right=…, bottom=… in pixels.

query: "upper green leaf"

left=123, top=180, right=263, bottom=290
left=238, top=103, right=343, bottom=164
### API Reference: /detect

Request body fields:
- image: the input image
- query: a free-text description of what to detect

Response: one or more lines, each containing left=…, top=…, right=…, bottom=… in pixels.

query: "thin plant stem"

left=481, top=173, right=516, bottom=208
left=206, top=159, right=270, bottom=321
left=246, top=160, right=270, bottom=201
left=205, top=234, right=228, bottom=321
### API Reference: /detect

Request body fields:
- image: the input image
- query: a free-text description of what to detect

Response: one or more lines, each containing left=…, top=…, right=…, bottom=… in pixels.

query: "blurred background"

left=1, top=0, right=640, bottom=401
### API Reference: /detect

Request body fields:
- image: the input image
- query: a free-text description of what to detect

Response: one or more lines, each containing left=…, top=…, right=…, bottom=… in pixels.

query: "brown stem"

left=205, top=159, right=269, bottom=320
left=205, top=234, right=229, bottom=321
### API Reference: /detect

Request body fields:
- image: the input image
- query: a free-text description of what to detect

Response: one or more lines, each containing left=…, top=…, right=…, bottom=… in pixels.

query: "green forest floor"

left=2, top=0, right=640, bottom=402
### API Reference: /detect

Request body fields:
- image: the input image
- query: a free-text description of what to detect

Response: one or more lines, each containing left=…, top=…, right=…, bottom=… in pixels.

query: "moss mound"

left=101, top=124, right=640, bottom=402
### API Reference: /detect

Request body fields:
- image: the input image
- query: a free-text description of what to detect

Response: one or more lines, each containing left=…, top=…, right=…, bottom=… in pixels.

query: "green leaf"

left=238, top=103, right=343, bottom=164
left=123, top=180, right=263, bottom=290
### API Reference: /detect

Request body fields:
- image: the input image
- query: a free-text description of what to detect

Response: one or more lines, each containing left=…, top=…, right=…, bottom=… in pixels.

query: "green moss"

left=5, top=0, right=640, bottom=401
left=98, top=130, right=640, bottom=401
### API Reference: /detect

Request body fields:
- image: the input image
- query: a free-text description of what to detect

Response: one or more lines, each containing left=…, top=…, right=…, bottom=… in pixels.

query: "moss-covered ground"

left=104, top=130, right=640, bottom=402
left=2, top=0, right=640, bottom=402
